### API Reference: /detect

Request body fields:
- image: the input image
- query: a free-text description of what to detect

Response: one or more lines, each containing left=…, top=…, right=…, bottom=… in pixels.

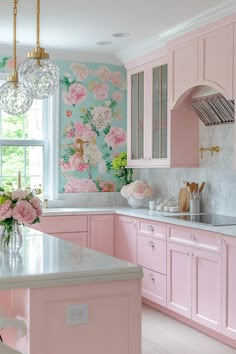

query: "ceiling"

left=0, top=0, right=235, bottom=64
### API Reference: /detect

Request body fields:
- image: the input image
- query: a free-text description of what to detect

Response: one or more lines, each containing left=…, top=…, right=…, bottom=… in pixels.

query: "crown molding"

left=119, top=0, right=236, bottom=63
left=159, top=0, right=236, bottom=40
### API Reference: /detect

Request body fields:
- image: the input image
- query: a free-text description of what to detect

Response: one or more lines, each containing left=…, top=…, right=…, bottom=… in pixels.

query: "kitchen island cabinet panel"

left=222, top=236, right=236, bottom=340
left=90, top=215, right=114, bottom=256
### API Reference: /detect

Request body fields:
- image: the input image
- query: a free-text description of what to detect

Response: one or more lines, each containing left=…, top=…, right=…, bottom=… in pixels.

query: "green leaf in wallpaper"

left=0, top=57, right=10, bottom=69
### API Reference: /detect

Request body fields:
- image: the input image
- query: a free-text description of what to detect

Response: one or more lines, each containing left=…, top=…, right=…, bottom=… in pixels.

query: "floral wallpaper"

left=57, top=60, right=128, bottom=193
left=0, top=56, right=128, bottom=194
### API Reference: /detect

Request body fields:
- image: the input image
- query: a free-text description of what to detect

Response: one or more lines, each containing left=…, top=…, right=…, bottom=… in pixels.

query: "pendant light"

left=19, top=0, right=59, bottom=99
left=0, top=0, right=33, bottom=116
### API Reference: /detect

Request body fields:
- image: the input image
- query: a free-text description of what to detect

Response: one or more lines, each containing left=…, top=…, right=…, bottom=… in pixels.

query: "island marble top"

left=0, top=227, right=142, bottom=290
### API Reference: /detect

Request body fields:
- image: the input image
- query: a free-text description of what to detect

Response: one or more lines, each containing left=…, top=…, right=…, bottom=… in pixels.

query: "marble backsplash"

left=137, top=121, right=236, bottom=216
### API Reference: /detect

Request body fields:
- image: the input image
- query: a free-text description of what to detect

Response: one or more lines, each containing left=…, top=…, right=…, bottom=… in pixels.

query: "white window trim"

left=0, top=73, right=59, bottom=201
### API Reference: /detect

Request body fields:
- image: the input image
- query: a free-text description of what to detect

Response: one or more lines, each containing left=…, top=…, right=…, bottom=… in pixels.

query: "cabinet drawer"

left=167, top=224, right=222, bottom=253
left=137, top=235, right=166, bottom=274
left=142, top=267, right=166, bottom=307
left=32, top=215, right=88, bottom=233
left=138, top=219, right=166, bottom=240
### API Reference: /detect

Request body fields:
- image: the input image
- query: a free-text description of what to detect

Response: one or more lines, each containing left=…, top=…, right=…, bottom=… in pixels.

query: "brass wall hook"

left=199, top=145, right=220, bottom=158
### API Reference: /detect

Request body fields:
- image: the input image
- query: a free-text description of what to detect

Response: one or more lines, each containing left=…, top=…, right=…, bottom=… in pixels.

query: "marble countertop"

left=0, top=227, right=142, bottom=290
left=43, top=207, right=236, bottom=237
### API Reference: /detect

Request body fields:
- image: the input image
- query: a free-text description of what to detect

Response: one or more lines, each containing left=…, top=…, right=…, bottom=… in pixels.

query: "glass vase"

left=0, top=221, right=23, bottom=255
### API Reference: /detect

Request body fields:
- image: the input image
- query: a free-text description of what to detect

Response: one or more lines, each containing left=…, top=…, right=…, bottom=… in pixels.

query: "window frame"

left=0, top=73, right=59, bottom=200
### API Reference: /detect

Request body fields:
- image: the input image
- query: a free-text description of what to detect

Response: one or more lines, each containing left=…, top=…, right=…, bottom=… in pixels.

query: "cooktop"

left=168, top=214, right=236, bottom=226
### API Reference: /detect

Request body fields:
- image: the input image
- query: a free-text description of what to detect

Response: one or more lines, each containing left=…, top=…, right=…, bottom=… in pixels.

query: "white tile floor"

left=142, top=304, right=236, bottom=354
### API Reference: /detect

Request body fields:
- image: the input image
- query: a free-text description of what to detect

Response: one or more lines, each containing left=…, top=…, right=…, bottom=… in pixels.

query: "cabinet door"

left=148, top=63, right=168, bottom=162
left=191, top=248, right=222, bottom=331
left=90, top=215, right=114, bottom=256
left=198, top=24, right=234, bottom=98
left=167, top=242, right=192, bottom=318
left=127, top=65, right=146, bottom=167
left=169, top=38, right=198, bottom=106
left=53, top=232, right=88, bottom=247
left=115, top=215, right=137, bottom=264
left=222, top=236, right=236, bottom=340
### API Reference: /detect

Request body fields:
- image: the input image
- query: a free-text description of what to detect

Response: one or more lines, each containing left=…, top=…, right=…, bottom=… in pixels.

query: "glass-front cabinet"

left=127, top=59, right=169, bottom=167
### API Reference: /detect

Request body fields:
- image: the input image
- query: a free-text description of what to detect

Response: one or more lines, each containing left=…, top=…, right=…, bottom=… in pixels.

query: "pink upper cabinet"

left=169, top=24, right=234, bottom=108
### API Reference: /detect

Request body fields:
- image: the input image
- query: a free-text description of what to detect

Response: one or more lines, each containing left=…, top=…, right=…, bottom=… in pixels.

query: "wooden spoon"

left=199, top=182, right=205, bottom=193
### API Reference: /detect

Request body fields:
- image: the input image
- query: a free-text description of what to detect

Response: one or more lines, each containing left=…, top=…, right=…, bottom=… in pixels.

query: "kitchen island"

left=0, top=227, right=143, bottom=354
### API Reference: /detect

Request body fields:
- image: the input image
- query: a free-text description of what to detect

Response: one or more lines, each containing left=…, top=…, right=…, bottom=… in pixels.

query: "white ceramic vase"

left=127, top=196, right=145, bottom=208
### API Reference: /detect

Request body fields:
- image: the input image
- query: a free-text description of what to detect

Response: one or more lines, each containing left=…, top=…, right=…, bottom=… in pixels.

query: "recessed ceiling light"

left=96, top=41, right=112, bottom=46
left=112, top=33, right=130, bottom=38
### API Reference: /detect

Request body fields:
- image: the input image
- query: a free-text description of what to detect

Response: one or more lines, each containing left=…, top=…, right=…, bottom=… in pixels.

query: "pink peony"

left=64, top=178, right=98, bottom=193
left=71, top=63, right=90, bottom=81
left=99, top=181, right=116, bottom=192
left=60, top=160, right=72, bottom=171
left=12, top=189, right=28, bottom=200
left=12, top=200, right=37, bottom=224
left=62, top=83, right=87, bottom=106
left=69, top=154, right=90, bottom=172
left=66, top=110, right=72, bottom=117
left=112, top=91, right=123, bottom=102
left=31, top=197, right=43, bottom=217
left=93, top=83, right=109, bottom=100
left=110, top=71, right=122, bottom=87
left=0, top=200, right=12, bottom=221
left=74, top=122, right=97, bottom=142
left=93, top=66, right=111, bottom=81
left=104, top=127, right=127, bottom=149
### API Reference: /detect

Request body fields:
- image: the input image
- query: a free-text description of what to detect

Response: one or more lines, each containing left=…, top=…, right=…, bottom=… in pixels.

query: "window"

left=0, top=75, right=58, bottom=199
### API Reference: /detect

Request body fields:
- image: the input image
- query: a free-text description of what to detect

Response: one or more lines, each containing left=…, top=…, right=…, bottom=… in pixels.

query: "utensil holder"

left=190, top=199, right=200, bottom=214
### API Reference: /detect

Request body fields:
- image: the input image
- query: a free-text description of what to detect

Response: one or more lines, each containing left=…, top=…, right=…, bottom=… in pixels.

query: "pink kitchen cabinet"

left=90, top=215, right=114, bottom=256
left=167, top=224, right=222, bottom=330
left=222, top=236, right=236, bottom=340
left=127, top=57, right=169, bottom=168
left=53, top=232, right=88, bottom=247
left=191, top=248, right=222, bottom=332
left=169, top=38, right=198, bottom=106
left=169, top=24, right=234, bottom=108
left=115, top=215, right=137, bottom=264
left=167, top=242, right=192, bottom=318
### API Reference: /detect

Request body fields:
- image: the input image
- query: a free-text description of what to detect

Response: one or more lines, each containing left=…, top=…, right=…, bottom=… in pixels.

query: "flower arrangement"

left=121, top=180, right=153, bottom=200
left=0, top=186, right=42, bottom=247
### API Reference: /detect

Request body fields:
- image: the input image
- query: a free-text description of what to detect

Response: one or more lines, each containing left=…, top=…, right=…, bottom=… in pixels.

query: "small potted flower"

left=0, top=185, right=42, bottom=254
left=121, top=180, right=153, bottom=208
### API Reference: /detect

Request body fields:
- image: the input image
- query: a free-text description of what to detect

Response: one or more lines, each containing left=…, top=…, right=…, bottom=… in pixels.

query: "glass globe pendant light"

left=0, top=0, right=33, bottom=116
left=19, top=0, right=59, bottom=99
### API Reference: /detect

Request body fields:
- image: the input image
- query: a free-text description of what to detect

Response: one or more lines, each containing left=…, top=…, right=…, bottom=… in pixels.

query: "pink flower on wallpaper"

left=0, top=200, right=12, bottom=221
left=71, top=63, right=90, bottom=81
left=110, top=71, right=122, bottom=87
left=91, top=105, right=112, bottom=131
left=74, top=122, right=97, bottom=142
left=112, top=91, right=123, bottom=102
left=60, top=160, right=72, bottom=171
left=69, top=154, right=90, bottom=172
left=5, top=56, right=23, bottom=71
left=64, top=178, right=98, bottom=193
left=93, top=66, right=111, bottom=81
left=12, top=200, right=37, bottom=224
left=66, top=130, right=75, bottom=138
left=99, top=181, right=116, bottom=192
left=104, top=127, right=127, bottom=149
left=62, top=83, right=87, bottom=105
left=66, top=110, right=72, bottom=118
left=93, top=83, right=109, bottom=100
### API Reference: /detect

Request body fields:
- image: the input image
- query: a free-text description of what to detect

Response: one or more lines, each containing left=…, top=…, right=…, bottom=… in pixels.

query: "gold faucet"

left=43, top=198, right=48, bottom=209
left=199, top=145, right=220, bottom=158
